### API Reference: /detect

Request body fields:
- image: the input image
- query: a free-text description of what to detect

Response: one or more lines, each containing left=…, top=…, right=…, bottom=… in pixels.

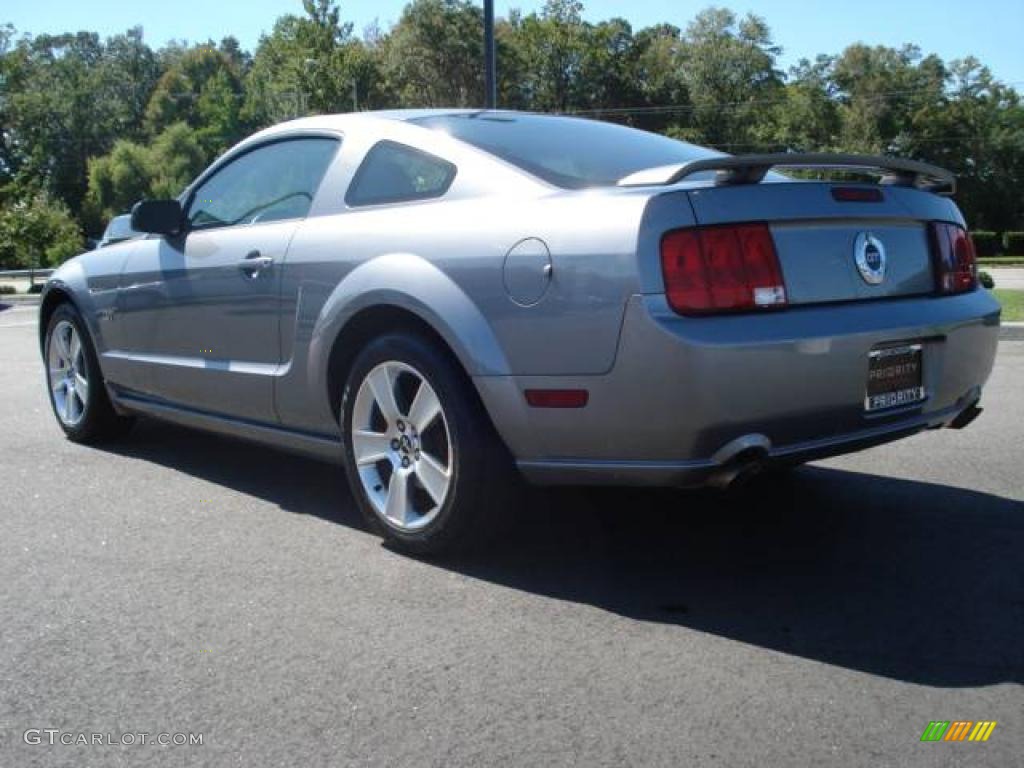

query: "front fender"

left=306, top=252, right=512, bottom=401
left=39, top=259, right=93, bottom=351
left=39, top=243, right=131, bottom=361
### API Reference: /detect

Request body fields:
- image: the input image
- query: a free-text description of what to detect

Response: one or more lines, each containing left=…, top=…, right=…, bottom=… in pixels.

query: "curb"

left=0, top=295, right=41, bottom=306
left=1000, top=322, right=1024, bottom=341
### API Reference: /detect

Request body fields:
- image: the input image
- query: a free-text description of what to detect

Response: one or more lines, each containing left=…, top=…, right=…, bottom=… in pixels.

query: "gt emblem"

left=854, top=232, right=886, bottom=285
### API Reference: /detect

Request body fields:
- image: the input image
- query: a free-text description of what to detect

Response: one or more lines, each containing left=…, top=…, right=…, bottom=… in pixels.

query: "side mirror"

left=130, top=199, right=184, bottom=236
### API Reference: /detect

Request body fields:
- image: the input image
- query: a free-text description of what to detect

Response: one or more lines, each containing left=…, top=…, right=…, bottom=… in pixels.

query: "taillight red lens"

left=660, top=223, right=787, bottom=315
left=929, top=222, right=977, bottom=294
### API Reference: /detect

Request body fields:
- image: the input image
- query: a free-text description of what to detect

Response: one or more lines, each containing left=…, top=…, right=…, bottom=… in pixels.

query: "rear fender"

left=308, top=252, right=511, bottom=403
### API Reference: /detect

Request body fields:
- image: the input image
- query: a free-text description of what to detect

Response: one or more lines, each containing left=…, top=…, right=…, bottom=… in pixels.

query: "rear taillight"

left=929, top=222, right=977, bottom=294
left=660, top=223, right=787, bottom=315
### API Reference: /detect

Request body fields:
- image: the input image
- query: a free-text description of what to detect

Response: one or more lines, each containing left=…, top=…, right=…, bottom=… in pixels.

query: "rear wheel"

left=44, top=302, right=133, bottom=442
left=340, top=332, right=511, bottom=556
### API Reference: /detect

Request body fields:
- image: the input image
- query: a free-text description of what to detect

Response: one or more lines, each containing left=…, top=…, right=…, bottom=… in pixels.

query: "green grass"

left=979, top=256, right=1024, bottom=267
left=993, top=289, right=1024, bottom=322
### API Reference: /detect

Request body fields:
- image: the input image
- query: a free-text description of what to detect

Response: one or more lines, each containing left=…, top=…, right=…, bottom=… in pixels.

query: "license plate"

left=865, top=344, right=925, bottom=412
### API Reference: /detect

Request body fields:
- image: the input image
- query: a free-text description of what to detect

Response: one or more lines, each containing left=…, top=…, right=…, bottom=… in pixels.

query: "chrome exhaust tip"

left=948, top=402, right=983, bottom=430
left=707, top=452, right=766, bottom=491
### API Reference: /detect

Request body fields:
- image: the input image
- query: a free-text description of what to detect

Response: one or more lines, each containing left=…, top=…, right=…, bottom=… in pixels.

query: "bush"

left=978, top=270, right=995, bottom=289
left=971, top=231, right=1001, bottom=257
left=0, top=284, right=16, bottom=295
left=0, top=192, right=83, bottom=269
left=1004, top=232, right=1024, bottom=255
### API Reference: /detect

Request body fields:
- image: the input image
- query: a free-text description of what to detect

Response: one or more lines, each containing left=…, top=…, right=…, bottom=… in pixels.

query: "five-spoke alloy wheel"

left=44, top=302, right=133, bottom=442
left=48, top=319, right=90, bottom=427
left=341, top=331, right=511, bottom=556
left=351, top=360, right=453, bottom=531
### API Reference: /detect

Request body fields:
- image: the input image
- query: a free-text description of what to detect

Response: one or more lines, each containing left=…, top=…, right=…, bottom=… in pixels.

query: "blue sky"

left=5, top=0, right=1024, bottom=86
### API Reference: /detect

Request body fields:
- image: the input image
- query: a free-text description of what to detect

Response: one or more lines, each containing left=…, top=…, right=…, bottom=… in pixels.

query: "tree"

left=831, top=43, right=942, bottom=153
left=244, top=0, right=381, bottom=125
left=1, top=2, right=1023, bottom=237
left=381, top=0, right=484, bottom=107
left=504, top=0, right=587, bottom=112
left=905, top=58, right=1024, bottom=230
left=84, top=122, right=206, bottom=230
left=102, top=27, right=161, bottom=140
left=575, top=18, right=642, bottom=114
left=770, top=56, right=841, bottom=152
left=674, top=8, right=783, bottom=149
left=630, top=24, right=689, bottom=133
left=145, top=42, right=247, bottom=155
left=0, top=187, right=82, bottom=268
left=4, top=32, right=136, bottom=215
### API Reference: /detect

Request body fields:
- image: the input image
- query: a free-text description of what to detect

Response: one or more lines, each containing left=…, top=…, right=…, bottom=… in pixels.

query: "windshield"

left=411, top=113, right=723, bottom=189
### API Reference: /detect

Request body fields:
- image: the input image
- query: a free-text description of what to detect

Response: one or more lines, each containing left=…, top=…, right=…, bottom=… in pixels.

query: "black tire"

left=44, top=302, right=134, bottom=443
left=340, top=331, right=513, bottom=556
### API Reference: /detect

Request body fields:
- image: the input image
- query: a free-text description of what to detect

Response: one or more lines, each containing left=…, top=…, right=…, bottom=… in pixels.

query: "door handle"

left=238, top=251, right=274, bottom=276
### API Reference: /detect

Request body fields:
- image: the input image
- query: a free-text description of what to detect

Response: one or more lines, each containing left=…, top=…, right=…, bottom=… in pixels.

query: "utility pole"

left=484, top=0, right=496, bottom=109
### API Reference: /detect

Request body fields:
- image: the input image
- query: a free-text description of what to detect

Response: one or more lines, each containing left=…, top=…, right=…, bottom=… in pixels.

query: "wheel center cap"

left=399, top=435, right=413, bottom=453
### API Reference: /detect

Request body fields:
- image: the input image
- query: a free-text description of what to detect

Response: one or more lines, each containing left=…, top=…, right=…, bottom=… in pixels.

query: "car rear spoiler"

left=617, top=153, right=956, bottom=195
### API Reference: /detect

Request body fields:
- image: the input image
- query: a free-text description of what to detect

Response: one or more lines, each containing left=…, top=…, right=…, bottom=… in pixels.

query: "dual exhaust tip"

left=707, top=449, right=767, bottom=491
left=706, top=399, right=983, bottom=490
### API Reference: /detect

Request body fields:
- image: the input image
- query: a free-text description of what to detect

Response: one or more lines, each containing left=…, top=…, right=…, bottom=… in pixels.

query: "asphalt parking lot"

left=1, top=301, right=1021, bottom=768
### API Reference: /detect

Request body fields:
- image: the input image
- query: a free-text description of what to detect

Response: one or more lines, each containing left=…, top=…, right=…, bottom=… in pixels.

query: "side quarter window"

left=187, top=137, right=339, bottom=230
left=345, top=141, right=457, bottom=207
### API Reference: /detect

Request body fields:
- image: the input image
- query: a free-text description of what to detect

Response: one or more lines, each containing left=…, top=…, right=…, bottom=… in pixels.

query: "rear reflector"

left=929, top=222, right=977, bottom=294
left=660, top=223, right=787, bottom=315
left=524, top=389, right=589, bottom=408
left=832, top=187, right=884, bottom=203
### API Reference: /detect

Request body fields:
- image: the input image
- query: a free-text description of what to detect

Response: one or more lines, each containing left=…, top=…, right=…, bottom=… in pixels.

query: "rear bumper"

left=475, top=289, right=1001, bottom=487
left=515, top=395, right=977, bottom=486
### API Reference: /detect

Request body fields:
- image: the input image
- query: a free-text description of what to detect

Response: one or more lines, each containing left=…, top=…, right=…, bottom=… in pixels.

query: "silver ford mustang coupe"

left=39, top=109, right=1000, bottom=554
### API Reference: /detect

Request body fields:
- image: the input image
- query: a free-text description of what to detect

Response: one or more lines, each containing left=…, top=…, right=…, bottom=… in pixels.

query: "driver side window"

left=187, top=137, right=339, bottom=230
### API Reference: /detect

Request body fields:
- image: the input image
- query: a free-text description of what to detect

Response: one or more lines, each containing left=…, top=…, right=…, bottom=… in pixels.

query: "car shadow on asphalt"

left=101, top=417, right=1024, bottom=689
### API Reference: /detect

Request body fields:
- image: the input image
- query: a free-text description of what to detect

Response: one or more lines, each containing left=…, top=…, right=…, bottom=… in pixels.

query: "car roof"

left=245, top=109, right=540, bottom=144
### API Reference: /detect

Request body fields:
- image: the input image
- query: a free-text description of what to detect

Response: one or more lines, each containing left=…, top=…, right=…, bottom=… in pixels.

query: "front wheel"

left=44, top=302, right=133, bottom=442
left=340, top=332, right=511, bottom=556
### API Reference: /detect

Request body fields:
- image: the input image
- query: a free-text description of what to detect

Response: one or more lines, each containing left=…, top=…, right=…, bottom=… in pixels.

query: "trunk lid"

left=685, top=182, right=961, bottom=305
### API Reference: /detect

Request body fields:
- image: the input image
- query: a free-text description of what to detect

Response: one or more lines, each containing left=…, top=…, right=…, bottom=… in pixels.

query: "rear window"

left=346, top=141, right=456, bottom=207
left=411, top=113, right=723, bottom=189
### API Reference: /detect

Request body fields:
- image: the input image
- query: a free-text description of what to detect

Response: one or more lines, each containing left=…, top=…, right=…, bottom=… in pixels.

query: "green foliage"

left=772, top=56, right=841, bottom=152
left=674, top=8, right=782, bottom=150
left=382, top=0, right=484, bottom=107
left=1004, top=232, right=1024, bottom=254
left=0, top=189, right=83, bottom=268
left=971, top=231, right=1001, bottom=257
left=145, top=42, right=247, bottom=154
left=0, top=0, right=1022, bottom=250
left=992, top=289, right=1024, bottom=321
left=243, top=0, right=381, bottom=125
left=2, top=29, right=161, bottom=216
left=85, top=123, right=206, bottom=228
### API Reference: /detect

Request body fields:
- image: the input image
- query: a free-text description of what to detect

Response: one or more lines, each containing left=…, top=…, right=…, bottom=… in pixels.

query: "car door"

left=113, top=136, right=340, bottom=422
